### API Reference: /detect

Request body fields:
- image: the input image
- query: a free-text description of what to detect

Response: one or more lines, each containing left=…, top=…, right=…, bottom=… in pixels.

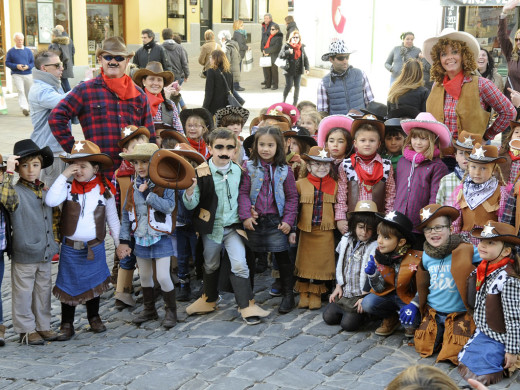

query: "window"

left=23, top=0, right=71, bottom=46
left=222, top=0, right=253, bottom=23
left=167, top=0, right=186, bottom=41
left=86, top=1, right=124, bottom=66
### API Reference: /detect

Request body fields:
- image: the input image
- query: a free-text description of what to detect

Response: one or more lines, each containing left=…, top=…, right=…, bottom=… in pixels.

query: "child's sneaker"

left=375, top=313, right=400, bottom=336
left=51, top=253, right=59, bottom=264
left=270, top=278, right=282, bottom=297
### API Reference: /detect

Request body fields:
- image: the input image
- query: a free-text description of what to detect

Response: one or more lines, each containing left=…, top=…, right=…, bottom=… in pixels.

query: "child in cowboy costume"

left=46, top=140, right=120, bottom=340
left=362, top=210, right=422, bottom=336
left=215, top=106, right=250, bottom=166
left=458, top=221, right=520, bottom=385
left=414, top=204, right=481, bottom=364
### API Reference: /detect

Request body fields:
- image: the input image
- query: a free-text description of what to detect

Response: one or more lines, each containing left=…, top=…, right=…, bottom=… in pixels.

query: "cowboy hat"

left=401, top=112, right=452, bottom=149
left=95, top=36, right=134, bottom=58
left=423, top=28, right=479, bottom=65
left=375, top=210, right=416, bottom=244
left=453, top=131, right=483, bottom=152
left=283, top=126, right=317, bottom=147
left=471, top=221, right=520, bottom=246
left=120, top=143, right=159, bottom=161
left=466, top=143, right=506, bottom=164
left=13, top=139, right=54, bottom=169
left=321, top=39, right=355, bottom=61
left=60, top=140, right=113, bottom=169
left=301, top=146, right=333, bottom=163
left=168, top=143, right=206, bottom=165
left=350, top=114, right=386, bottom=140
left=415, top=204, right=460, bottom=231
left=361, top=101, right=387, bottom=121
left=148, top=148, right=196, bottom=190
left=215, top=106, right=250, bottom=128
left=267, top=103, right=300, bottom=125
left=347, top=200, right=379, bottom=219
left=179, top=108, right=214, bottom=132
left=132, top=61, right=175, bottom=89
left=118, top=125, right=151, bottom=149
left=261, top=109, right=292, bottom=128
left=317, top=115, right=353, bottom=148
left=159, top=129, right=189, bottom=145
left=387, top=106, right=421, bottom=120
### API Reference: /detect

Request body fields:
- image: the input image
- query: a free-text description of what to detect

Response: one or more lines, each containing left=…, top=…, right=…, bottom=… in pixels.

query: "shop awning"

left=441, top=0, right=507, bottom=5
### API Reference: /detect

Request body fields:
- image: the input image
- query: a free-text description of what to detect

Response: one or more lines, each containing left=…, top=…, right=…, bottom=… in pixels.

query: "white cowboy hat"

left=422, top=28, right=479, bottom=65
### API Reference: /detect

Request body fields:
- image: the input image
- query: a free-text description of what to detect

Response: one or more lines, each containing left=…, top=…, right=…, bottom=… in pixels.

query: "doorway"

left=200, top=0, right=211, bottom=45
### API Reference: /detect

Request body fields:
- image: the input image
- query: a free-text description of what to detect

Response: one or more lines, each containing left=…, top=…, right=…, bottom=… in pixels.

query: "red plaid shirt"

left=443, top=76, right=515, bottom=140
left=48, top=75, right=155, bottom=175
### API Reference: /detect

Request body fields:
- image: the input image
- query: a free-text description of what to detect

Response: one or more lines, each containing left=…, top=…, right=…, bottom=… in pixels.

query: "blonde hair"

left=299, top=110, right=321, bottom=128
left=233, top=20, right=244, bottom=31
left=388, top=59, right=424, bottom=104
left=402, top=127, right=439, bottom=160
left=287, top=30, right=301, bottom=44
left=386, top=365, right=459, bottom=390
left=513, top=28, right=520, bottom=61
left=210, top=49, right=231, bottom=73
left=204, top=29, right=215, bottom=41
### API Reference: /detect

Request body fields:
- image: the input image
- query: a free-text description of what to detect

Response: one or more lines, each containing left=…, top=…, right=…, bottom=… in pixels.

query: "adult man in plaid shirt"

left=48, top=37, right=155, bottom=176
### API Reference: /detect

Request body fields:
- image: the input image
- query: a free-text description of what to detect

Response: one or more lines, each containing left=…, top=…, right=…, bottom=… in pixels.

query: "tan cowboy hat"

left=148, top=148, right=196, bottom=190
left=471, top=221, right=520, bottom=246
left=120, top=143, right=159, bottom=161
left=423, top=28, right=479, bottom=65
left=466, top=143, right=506, bottom=164
left=261, top=109, right=292, bottom=127
left=347, top=200, right=379, bottom=219
left=168, top=143, right=206, bottom=165
left=117, top=125, right=151, bottom=149
left=60, top=140, right=114, bottom=169
left=415, top=204, right=460, bottom=231
left=132, top=61, right=175, bottom=89
left=95, top=36, right=134, bottom=58
left=453, top=131, right=483, bottom=152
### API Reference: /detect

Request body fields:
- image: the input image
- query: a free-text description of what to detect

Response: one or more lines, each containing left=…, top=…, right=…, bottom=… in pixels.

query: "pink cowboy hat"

left=267, top=102, right=300, bottom=125
left=317, top=115, right=354, bottom=147
left=400, top=112, right=452, bottom=149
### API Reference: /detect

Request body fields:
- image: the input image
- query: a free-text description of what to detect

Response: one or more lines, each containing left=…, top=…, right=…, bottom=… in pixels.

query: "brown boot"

left=114, top=268, right=136, bottom=308
left=308, top=292, right=322, bottom=310
left=132, top=287, right=158, bottom=325
left=89, top=316, right=107, bottom=333
left=375, top=312, right=400, bottom=336
left=19, top=331, right=44, bottom=345
left=56, top=323, right=75, bottom=341
left=0, top=324, right=5, bottom=346
left=162, top=289, right=178, bottom=329
left=37, top=329, right=58, bottom=341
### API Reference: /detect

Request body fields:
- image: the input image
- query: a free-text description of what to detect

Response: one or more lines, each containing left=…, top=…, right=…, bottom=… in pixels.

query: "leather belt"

left=63, top=238, right=102, bottom=260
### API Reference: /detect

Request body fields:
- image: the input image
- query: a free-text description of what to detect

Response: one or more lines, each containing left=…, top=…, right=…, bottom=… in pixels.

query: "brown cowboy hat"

left=471, top=221, right=520, bottom=246
left=351, top=114, right=385, bottom=140
left=453, top=131, right=483, bottom=152
left=347, top=200, right=379, bottom=219
left=160, top=130, right=189, bottom=145
left=168, top=143, right=206, bottom=165
left=60, top=140, right=114, bottom=169
left=415, top=204, right=460, bottom=231
left=132, top=61, right=175, bottom=89
left=149, top=148, right=196, bottom=190
left=95, top=36, right=134, bottom=58
left=301, top=146, right=331, bottom=162
left=466, top=143, right=506, bottom=164
left=261, top=109, right=292, bottom=127
left=117, top=125, right=151, bottom=149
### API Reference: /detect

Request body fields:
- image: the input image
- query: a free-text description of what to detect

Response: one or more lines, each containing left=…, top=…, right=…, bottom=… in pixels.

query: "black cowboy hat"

left=179, top=108, right=214, bottom=132
left=14, top=139, right=53, bottom=169
left=375, top=210, right=415, bottom=244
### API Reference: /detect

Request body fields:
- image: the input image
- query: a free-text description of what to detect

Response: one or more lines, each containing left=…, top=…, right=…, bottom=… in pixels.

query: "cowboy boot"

left=114, top=268, right=136, bottom=308
left=186, top=270, right=219, bottom=315
left=277, top=255, right=295, bottom=314
left=162, top=289, right=178, bottom=329
left=229, top=274, right=270, bottom=325
left=132, top=287, right=158, bottom=324
left=295, top=280, right=310, bottom=309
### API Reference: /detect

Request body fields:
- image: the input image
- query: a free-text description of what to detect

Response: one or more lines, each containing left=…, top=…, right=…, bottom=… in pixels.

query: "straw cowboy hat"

left=415, top=204, right=460, bottom=231
left=119, top=142, right=158, bottom=161
left=466, top=143, right=506, bottom=164
left=13, top=139, right=54, bottom=169
left=471, top=221, right=520, bottom=246
left=95, top=36, right=134, bottom=58
left=401, top=112, right=452, bottom=149
left=132, top=61, right=175, bottom=89
left=117, top=125, right=151, bottom=149
left=60, top=140, right=113, bottom=169
left=422, top=28, right=480, bottom=65
left=148, top=148, right=196, bottom=190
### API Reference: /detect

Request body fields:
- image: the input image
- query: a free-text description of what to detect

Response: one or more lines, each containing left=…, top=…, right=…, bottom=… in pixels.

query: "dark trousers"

left=61, top=296, right=100, bottom=324
left=283, top=73, right=302, bottom=104
left=61, top=78, right=71, bottom=92
left=263, top=64, right=279, bottom=88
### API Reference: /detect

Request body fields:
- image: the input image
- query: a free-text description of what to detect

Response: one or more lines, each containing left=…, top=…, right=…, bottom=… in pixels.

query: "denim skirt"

left=246, top=214, right=289, bottom=252
left=458, top=328, right=505, bottom=376
left=134, top=235, right=175, bottom=259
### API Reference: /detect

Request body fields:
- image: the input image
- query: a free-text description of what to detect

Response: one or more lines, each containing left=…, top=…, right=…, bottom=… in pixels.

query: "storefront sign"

left=441, top=0, right=509, bottom=5
left=443, top=6, right=459, bottom=29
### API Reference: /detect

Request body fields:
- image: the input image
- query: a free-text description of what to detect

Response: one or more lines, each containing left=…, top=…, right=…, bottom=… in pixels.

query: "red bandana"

left=101, top=69, right=140, bottom=100
left=116, top=159, right=135, bottom=177
left=71, top=173, right=116, bottom=196
left=264, top=34, right=274, bottom=49
left=145, top=89, right=164, bottom=118
left=476, top=257, right=514, bottom=290
left=509, top=150, right=520, bottom=161
left=290, top=42, right=302, bottom=60
left=351, top=153, right=383, bottom=193
left=442, top=71, right=464, bottom=100
left=188, top=137, right=210, bottom=159
left=307, top=173, right=336, bottom=195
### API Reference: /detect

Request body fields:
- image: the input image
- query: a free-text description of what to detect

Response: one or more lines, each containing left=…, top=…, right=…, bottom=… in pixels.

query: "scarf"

left=116, top=159, right=135, bottom=177
left=101, top=69, right=140, bottom=101
left=145, top=89, right=164, bottom=118
left=188, top=137, right=209, bottom=159
left=143, top=40, right=156, bottom=51
left=462, top=175, right=498, bottom=210
left=454, top=165, right=465, bottom=180
left=134, top=175, right=154, bottom=198
left=236, top=29, right=247, bottom=37
left=71, top=173, right=116, bottom=196
left=351, top=153, right=383, bottom=193
left=357, top=151, right=377, bottom=163
left=375, top=248, right=404, bottom=266
left=423, top=234, right=463, bottom=259
left=330, top=65, right=349, bottom=79
left=442, top=71, right=464, bottom=100
left=307, top=173, right=336, bottom=195
left=509, top=150, right=520, bottom=161
left=403, top=145, right=440, bottom=165
left=476, top=257, right=514, bottom=290
left=264, top=34, right=274, bottom=49
left=290, top=42, right=302, bottom=60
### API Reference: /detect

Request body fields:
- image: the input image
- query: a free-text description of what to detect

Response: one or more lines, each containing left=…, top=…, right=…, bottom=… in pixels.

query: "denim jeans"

left=176, top=225, right=197, bottom=280
left=362, top=291, right=421, bottom=327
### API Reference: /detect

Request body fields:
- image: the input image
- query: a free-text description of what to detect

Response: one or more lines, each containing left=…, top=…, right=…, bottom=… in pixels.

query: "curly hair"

left=430, top=38, right=477, bottom=84
left=210, top=49, right=230, bottom=73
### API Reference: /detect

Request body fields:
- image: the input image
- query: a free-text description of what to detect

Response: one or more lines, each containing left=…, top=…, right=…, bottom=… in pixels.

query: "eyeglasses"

left=213, top=144, right=236, bottom=150
left=423, top=225, right=449, bottom=234
left=334, top=55, right=349, bottom=61
left=187, top=124, right=204, bottom=130
left=309, top=162, right=330, bottom=169
left=102, top=55, right=126, bottom=62
left=43, top=62, right=63, bottom=69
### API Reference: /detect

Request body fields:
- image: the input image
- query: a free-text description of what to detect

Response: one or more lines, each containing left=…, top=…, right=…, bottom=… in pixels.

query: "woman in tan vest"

left=423, top=29, right=515, bottom=142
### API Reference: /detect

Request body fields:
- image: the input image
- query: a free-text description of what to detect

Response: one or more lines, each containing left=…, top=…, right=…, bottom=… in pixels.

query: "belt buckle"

left=73, top=241, right=84, bottom=250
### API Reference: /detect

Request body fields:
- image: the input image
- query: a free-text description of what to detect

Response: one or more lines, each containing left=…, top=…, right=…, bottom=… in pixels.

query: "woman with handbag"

left=203, top=50, right=236, bottom=115
left=279, top=30, right=309, bottom=106
left=262, top=23, right=284, bottom=90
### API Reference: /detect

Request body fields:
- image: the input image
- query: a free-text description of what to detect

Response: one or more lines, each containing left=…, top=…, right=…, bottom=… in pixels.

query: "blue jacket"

left=6, top=47, right=34, bottom=75
left=322, top=66, right=365, bottom=115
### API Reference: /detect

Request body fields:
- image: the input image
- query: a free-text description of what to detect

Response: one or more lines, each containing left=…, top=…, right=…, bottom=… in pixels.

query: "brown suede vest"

left=297, top=179, right=337, bottom=232
left=458, top=186, right=501, bottom=231
left=116, top=175, right=132, bottom=215
left=347, top=180, right=385, bottom=213
left=416, top=243, right=476, bottom=316
left=371, top=249, right=422, bottom=304
left=60, top=200, right=106, bottom=241
left=426, top=77, right=490, bottom=137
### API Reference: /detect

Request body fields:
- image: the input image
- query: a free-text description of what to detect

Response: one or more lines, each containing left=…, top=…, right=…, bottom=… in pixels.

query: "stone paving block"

left=230, top=356, right=289, bottom=382
left=55, top=359, right=123, bottom=382
left=370, top=355, right=410, bottom=372
left=243, top=336, right=286, bottom=354
left=0, top=363, right=66, bottom=381
left=210, top=336, right=254, bottom=349
left=206, top=376, right=258, bottom=390
left=167, top=346, right=234, bottom=372
left=319, top=359, right=348, bottom=377
left=270, top=335, right=321, bottom=357
left=380, top=333, right=407, bottom=348
left=187, top=321, right=242, bottom=337
left=356, top=369, right=401, bottom=387
left=96, top=362, right=158, bottom=386
left=264, top=367, right=326, bottom=389
left=249, top=384, right=281, bottom=390
left=194, top=366, right=231, bottom=382
left=305, top=321, right=344, bottom=337
left=236, top=322, right=269, bottom=337
left=127, top=367, right=195, bottom=390
left=286, top=352, right=315, bottom=369
left=98, top=341, right=158, bottom=360
left=79, top=383, right=120, bottom=390
left=0, top=379, right=14, bottom=389
left=336, top=349, right=363, bottom=363
left=178, top=378, right=210, bottom=390
left=361, top=346, right=395, bottom=361
left=322, top=372, right=357, bottom=388
left=167, top=337, right=212, bottom=348
left=340, top=356, right=378, bottom=374
left=329, top=340, right=351, bottom=355
left=139, top=345, right=196, bottom=363
left=217, top=350, right=258, bottom=367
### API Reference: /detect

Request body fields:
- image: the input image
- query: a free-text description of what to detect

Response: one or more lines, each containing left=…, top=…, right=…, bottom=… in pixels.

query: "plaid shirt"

left=48, top=75, right=155, bottom=176
left=436, top=171, right=463, bottom=206
left=471, top=267, right=520, bottom=354
left=154, top=102, right=184, bottom=134
left=500, top=185, right=516, bottom=227
left=443, top=76, right=515, bottom=140
left=317, top=68, right=374, bottom=114
left=311, top=187, right=323, bottom=226
left=508, top=160, right=520, bottom=185
left=335, top=154, right=395, bottom=220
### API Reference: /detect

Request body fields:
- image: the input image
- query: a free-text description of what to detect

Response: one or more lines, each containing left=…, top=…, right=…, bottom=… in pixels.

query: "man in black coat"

left=133, top=29, right=172, bottom=71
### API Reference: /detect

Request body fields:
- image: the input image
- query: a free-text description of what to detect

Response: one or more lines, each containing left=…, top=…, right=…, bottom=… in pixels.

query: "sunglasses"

left=334, top=55, right=349, bottom=61
left=103, top=55, right=126, bottom=62
left=43, top=62, right=63, bottom=69
left=516, top=38, right=520, bottom=42
left=292, top=36, right=300, bottom=39
left=213, top=144, right=236, bottom=150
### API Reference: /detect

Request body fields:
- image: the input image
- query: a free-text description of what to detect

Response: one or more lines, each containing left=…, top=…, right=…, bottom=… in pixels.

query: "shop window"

left=22, top=0, right=71, bottom=47
left=167, top=0, right=186, bottom=41
left=222, top=0, right=254, bottom=23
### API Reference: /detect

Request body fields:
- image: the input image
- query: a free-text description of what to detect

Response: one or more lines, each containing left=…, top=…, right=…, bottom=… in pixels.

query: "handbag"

left=219, top=70, right=242, bottom=107
left=259, top=56, right=271, bottom=67
left=243, top=49, right=253, bottom=73
left=274, top=57, right=287, bottom=69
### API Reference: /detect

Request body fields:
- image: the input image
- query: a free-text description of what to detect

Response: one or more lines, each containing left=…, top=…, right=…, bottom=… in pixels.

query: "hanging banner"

left=441, top=0, right=508, bottom=5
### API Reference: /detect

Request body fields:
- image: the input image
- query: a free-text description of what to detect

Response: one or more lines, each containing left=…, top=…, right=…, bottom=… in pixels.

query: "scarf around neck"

left=116, top=159, right=135, bottom=177
left=143, top=40, right=156, bottom=51
left=351, top=153, right=383, bottom=193
left=264, top=34, right=275, bottom=49
left=509, top=150, right=520, bottom=160
left=101, top=69, right=140, bottom=101
left=476, top=257, right=514, bottom=290
left=423, top=234, right=463, bottom=259
left=403, top=145, right=440, bottom=165
left=462, top=175, right=498, bottom=210
left=71, top=173, right=115, bottom=196
left=307, top=173, right=336, bottom=195
left=188, top=137, right=210, bottom=159
left=375, top=248, right=404, bottom=266
left=454, top=165, right=465, bottom=180
left=145, top=89, right=164, bottom=118
left=290, top=42, right=302, bottom=60
left=443, top=71, right=464, bottom=100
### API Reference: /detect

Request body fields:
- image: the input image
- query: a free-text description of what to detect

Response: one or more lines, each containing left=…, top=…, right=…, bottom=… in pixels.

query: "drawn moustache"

left=108, top=63, right=120, bottom=68
left=218, top=155, right=231, bottom=160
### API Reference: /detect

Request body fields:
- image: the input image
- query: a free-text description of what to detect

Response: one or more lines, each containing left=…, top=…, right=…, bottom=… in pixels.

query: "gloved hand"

left=399, top=303, right=419, bottom=325
left=364, top=255, right=377, bottom=275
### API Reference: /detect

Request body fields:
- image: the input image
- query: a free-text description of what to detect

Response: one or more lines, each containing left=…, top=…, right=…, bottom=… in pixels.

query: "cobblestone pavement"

left=0, top=59, right=517, bottom=389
